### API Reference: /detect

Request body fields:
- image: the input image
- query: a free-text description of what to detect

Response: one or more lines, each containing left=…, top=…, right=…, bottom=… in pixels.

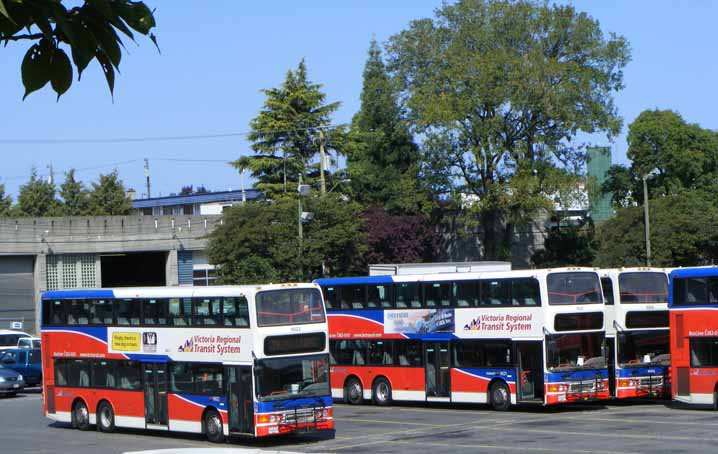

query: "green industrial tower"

left=586, top=146, right=614, bottom=222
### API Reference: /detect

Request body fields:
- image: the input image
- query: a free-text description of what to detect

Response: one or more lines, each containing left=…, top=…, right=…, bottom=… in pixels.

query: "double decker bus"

left=601, top=268, right=670, bottom=399
left=316, top=267, right=609, bottom=410
left=669, top=266, right=718, bottom=408
left=39, top=284, right=333, bottom=442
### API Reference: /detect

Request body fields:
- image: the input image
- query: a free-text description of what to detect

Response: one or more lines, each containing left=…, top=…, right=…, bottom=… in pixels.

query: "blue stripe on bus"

left=255, top=395, right=332, bottom=414
left=616, top=366, right=667, bottom=378
left=457, top=367, right=516, bottom=382
left=42, top=289, right=115, bottom=300
left=176, top=393, right=227, bottom=410
left=670, top=267, right=718, bottom=279
left=314, top=276, right=394, bottom=286
left=126, top=354, right=172, bottom=362
left=41, top=326, right=109, bottom=343
left=545, top=369, right=608, bottom=382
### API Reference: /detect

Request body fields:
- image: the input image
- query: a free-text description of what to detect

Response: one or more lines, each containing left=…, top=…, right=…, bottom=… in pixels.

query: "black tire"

left=489, top=381, right=512, bottom=412
left=97, top=402, right=115, bottom=433
left=345, top=377, right=364, bottom=405
left=204, top=409, right=225, bottom=443
left=7, top=392, right=16, bottom=398
left=372, top=377, right=393, bottom=406
left=73, top=400, right=91, bottom=430
left=713, top=389, right=718, bottom=411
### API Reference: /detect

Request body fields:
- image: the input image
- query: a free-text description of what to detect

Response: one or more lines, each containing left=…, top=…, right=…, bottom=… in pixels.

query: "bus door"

left=142, top=363, right=168, bottom=427
left=516, top=341, right=543, bottom=401
left=424, top=342, right=450, bottom=399
left=605, top=336, right=616, bottom=397
left=226, top=365, right=254, bottom=435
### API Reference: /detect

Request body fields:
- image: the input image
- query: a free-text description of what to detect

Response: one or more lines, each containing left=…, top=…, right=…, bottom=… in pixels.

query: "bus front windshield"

left=548, top=272, right=602, bottom=305
left=256, top=288, right=326, bottom=327
left=546, top=333, right=606, bottom=372
left=618, top=331, right=670, bottom=367
left=255, top=354, right=330, bottom=402
left=619, top=272, right=668, bottom=304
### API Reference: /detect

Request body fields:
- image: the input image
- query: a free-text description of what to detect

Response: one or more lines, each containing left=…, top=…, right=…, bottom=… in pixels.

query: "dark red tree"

left=362, top=207, right=440, bottom=265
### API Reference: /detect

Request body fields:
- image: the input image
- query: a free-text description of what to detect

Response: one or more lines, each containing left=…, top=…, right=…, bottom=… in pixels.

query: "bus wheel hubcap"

left=76, top=405, right=88, bottom=422
left=378, top=383, right=388, bottom=400
left=101, top=409, right=111, bottom=426
left=495, top=388, right=507, bottom=404
left=350, top=383, right=360, bottom=399
left=208, top=415, right=220, bottom=435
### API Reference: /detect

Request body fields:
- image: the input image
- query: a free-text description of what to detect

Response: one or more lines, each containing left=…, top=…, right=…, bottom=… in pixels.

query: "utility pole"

left=144, top=158, right=151, bottom=199
left=47, top=164, right=54, bottom=185
left=319, top=129, right=326, bottom=195
left=642, top=174, right=651, bottom=267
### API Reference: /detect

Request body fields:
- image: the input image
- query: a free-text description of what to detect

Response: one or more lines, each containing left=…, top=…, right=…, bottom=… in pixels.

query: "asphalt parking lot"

left=2, top=391, right=718, bottom=454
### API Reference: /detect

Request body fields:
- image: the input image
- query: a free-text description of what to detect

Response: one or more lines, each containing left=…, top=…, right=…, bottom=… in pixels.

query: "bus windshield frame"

left=619, top=272, right=668, bottom=305
left=617, top=330, right=670, bottom=368
left=546, top=332, right=606, bottom=372
left=255, top=288, right=326, bottom=327
left=254, top=354, right=330, bottom=402
left=547, top=272, right=602, bottom=306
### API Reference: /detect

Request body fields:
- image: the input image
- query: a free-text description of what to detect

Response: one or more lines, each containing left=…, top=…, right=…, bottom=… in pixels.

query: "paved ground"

left=3, top=390, right=718, bottom=453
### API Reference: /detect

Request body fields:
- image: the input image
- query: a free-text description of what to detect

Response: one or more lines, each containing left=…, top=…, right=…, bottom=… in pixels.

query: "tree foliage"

left=602, top=109, right=718, bottom=207
left=386, top=0, right=630, bottom=259
left=531, top=222, right=597, bottom=268
left=345, top=40, right=428, bottom=214
left=16, top=169, right=61, bottom=216
left=87, top=170, right=131, bottom=215
left=361, top=206, right=440, bottom=265
left=234, top=60, right=342, bottom=199
left=0, top=184, right=12, bottom=216
left=0, top=0, right=158, bottom=99
left=208, top=196, right=366, bottom=284
left=60, top=169, right=89, bottom=216
left=595, top=190, right=718, bottom=267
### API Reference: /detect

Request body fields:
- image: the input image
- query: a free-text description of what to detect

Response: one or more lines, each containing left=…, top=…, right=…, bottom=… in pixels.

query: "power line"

left=0, top=124, right=349, bottom=145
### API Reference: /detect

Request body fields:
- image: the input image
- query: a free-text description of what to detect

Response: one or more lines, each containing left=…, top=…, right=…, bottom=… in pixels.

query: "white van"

left=17, top=337, right=41, bottom=349
left=0, top=330, right=31, bottom=351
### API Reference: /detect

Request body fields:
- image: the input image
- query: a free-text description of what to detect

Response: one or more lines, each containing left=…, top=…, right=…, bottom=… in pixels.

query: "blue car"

left=0, top=348, right=41, bottom=387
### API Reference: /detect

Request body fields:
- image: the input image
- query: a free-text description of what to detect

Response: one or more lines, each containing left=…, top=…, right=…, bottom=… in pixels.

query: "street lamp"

left=327, top=178, right=351, bottom=194
left=297, top=183, right=312, bottom=278
left=641, top=170, right=658, bottom=267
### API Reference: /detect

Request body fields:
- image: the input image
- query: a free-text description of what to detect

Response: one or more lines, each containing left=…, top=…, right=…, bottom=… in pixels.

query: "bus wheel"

left=713, top=389, right=718, bottom=411
left=204, top=409, right=225, bottom=443
left=97, top=402, right=115, bottom=433
left=73, top=400, right=91, bottom=430
left=372, top=377, right=392, bottom=406
left=345, top=378, right=364, bottom=405
left=489, top=381, right=511, bottom=412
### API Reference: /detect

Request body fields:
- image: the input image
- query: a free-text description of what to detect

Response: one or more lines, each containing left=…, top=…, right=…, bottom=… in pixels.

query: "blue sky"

left=1, top=0, right=717, bottom=198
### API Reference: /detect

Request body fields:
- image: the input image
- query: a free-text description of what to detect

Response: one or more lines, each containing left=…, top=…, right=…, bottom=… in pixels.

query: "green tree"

left=1, top=0, right=158, bottom=99
left=16, top=169, right=61, bottom=216
left=234, top=60, right=342, bottom=199
left=603, top=109, right=718, bottom=207
left=346, top=40, right=427, bottom=214
left=208, top=196, right=366, bottom=284
left=386, top=0, right=629, bottom=259
left=88, top=170, right=131, bottom=215
left=532, top=222, right=597, bottom=268
left=595, top=190, right=718, bottom=267
left=0, top=183, right=11, bottom=216
left=60, top=169, right=89, bottom=216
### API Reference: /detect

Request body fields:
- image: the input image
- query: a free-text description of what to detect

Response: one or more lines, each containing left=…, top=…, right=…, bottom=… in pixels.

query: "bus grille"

left=639, top=377, right=663, bottom=387
left=568, top=382, right=594, bottom=393
left=282, top=408, right=316, bottom=425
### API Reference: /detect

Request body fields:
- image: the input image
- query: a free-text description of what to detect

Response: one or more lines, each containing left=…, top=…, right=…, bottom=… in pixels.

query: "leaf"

left=116, top=1, right=156, bottom=35
left=0, top=0, right=12, bottom=22
left=68, top=20, right=96, bottom=79
left=90, top=21, right=122, bottom=68
left=50, top=48, right=73, bottom=100
left=21, top=40, right=53, bottom=100
left=87, top=0, right=114, bottom=20
left=95, top=50, right=115, bottom=97
left=149, top=32, right=160, bottom=53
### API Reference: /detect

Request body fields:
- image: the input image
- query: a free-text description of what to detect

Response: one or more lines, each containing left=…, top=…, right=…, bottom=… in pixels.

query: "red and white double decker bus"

left=40, top=284, right=333, bottom=441
left=601, top=268, right=670, bottom=399
left=669, top=266, right=718, bottom=407
left=316, top=267, right=610, bottom=410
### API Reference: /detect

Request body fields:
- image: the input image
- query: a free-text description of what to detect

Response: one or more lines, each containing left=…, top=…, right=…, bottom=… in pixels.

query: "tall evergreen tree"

left=346, top=40, right=427, bottom=214
left=16, top=169, right=61, bottom=217
left=60, top=169, right=89, bottom=216
left=88, top=171, right=132, bottom=215
left=233, top=59, right=342, bottom=198
left=0, top=184, right=12, bottom=216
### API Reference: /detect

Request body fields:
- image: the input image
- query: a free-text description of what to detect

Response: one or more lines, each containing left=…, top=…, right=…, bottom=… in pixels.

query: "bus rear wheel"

left=204, top=409, right=225, bottom=443
left=97, top=401, right=115, bottom=433
left=72, top=400, right=90, bottom=430
left=372, top=377, right=392, bottom=406
left=489, top=381, right=512, bottom=412
left=345, top=377, right=363, bottom=405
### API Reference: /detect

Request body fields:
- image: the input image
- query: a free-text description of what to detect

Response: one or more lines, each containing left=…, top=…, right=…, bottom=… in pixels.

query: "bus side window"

left=117, top=361, right=141, bottom=390
left=395, top=340, right=422, bottom=366
left=92, top=299, right=114, bottom=325
left=397, top=283, right=420, bottom=308
left=117, top=299, right=141, bottom=326
left=322, top=286, right=337, bottom=310
left=51, top=300, right=66, bottom=325
left=481, top=280, right=511, bottom=307
left=54, top=358, right=68, bottom=386
left=453, top=281, right=478, bottom=307
left=686, top=278, right=707, bottom=304
left=601, top=278, right=614, bottom=306
left=223, top=297, right=249, bottom=327
left=169, top=298, right=190, bottom=326
left=67, top=299, right=91, bottom=325
left=513, top=278, right=540, bottom=307
left=368, top=284, right=393, bottom=309
left=193, top=298, right=221, bottom=326
left=709, top=278, right=718, bottom=304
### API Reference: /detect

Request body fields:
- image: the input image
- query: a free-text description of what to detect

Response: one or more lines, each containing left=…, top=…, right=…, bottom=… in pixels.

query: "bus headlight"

left=547, top=384, right=567, bottom=393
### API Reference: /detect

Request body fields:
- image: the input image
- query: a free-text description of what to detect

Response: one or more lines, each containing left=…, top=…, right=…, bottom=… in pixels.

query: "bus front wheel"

left=345, top=378, right=363, bottom=405
left=372, top=377, right=392, bottom=406
left=204, top=409, right=225, bottom=443
left=489, top=381, right=512, bottom=411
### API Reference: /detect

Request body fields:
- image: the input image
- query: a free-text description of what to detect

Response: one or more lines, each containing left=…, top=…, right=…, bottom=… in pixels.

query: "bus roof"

left=670, top=266, right=718, bottom=279
left=41, top=283, right=320, bottom=300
